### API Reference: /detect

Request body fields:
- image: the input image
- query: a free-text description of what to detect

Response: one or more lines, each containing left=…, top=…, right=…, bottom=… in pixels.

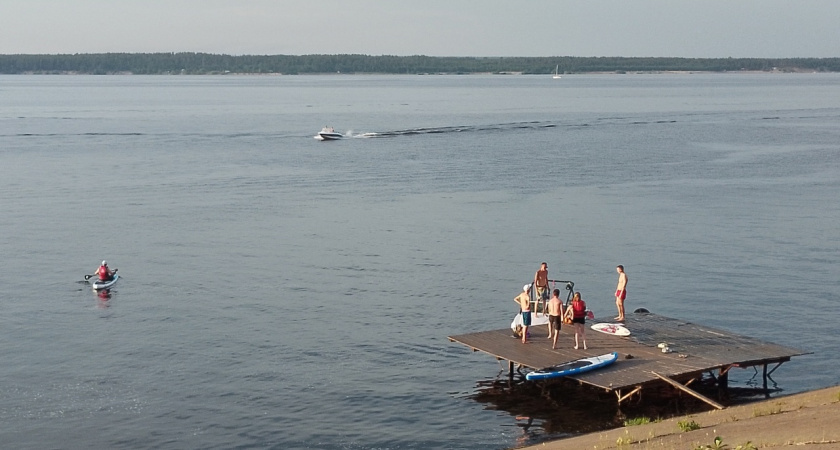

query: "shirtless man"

left=514, top=284, right=533, bottom=344
left=615, top=265, right=628, bottom=321
left=547, top=289, right=564, bottom=348
left=533, top=262, right=549, bottom=312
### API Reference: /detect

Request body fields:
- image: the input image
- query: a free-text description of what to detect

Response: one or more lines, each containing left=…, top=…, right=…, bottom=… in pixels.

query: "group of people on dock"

left=514, top=263, right=628, bottom=349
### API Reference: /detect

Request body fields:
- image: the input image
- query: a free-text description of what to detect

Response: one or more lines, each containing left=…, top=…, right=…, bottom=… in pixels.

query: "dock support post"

left=762, top=364, right=769, bottom=397
left=718, top=367, right=729, bottom=401
left=508, top=361, right=514, bottom=386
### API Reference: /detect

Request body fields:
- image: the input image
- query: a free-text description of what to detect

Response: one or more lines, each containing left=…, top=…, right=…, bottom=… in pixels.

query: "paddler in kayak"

left=94, top=260, right=117, bottom=281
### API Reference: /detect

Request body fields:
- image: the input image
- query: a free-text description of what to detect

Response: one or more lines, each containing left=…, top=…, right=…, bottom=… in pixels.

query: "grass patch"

left=693, top=436, right=757, bottom=450
left=678, top=419, right=701, bottom=432
left=624, top=416, right=652, bottom=426
left=752, top=402, right=783, bottom=417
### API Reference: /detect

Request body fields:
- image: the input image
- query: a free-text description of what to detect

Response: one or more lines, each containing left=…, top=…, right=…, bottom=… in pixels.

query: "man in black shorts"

left=547, top=289, right=563, bottom=349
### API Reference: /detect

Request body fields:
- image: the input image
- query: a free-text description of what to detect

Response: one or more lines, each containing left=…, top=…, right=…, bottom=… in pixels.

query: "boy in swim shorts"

left=547, top=289, right=563, bottom=349
left=514, top=284, right=532, bottom=343
left=615, top=265, right=628, bottom=321
left=534, top=262, right=549, bottom=306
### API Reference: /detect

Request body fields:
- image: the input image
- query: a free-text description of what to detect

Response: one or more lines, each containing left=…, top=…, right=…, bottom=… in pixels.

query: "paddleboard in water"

left=526, top=352, right=618, bottom=381
left=590, top=322, right=631, bottom=336
left=91, top=273, right=119, bottom=290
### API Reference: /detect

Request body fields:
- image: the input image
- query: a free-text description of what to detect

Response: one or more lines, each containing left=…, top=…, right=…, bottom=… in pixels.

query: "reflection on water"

left=472, top=371, right=778, bottom=446
left=96, top=288, right=111, bottom=302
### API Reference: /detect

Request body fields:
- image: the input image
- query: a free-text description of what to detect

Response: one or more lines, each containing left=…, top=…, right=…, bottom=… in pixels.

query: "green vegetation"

left=694, top=436, right=757, bottom=450
left=678, top=419, right=701, bottom=432
left=624, top=416, right=658, bottom=426
left=1, top=53, right=839, bottom=75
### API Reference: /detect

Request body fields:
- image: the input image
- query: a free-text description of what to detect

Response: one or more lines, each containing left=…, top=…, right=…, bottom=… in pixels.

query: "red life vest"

left=98, top=265, right=110, bottom=280
left=572, top=299, right=586, bottom=318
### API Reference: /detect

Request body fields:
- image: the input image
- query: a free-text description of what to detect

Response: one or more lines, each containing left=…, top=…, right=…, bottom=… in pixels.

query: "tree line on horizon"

left=1, top=53, right=838, bottom=75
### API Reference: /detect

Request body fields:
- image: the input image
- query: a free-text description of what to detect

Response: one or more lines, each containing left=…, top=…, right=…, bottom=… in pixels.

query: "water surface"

left=1, top=73, right=839, bottom=449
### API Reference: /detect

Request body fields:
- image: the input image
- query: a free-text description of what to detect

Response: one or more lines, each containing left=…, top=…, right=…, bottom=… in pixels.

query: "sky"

left=1, top=0, right=838, bottom=58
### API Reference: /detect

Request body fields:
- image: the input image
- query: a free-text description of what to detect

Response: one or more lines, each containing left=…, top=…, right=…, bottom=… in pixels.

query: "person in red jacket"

left=565, top=291, right=587, bottom=350
left=94, top=260, right=116, bottom=281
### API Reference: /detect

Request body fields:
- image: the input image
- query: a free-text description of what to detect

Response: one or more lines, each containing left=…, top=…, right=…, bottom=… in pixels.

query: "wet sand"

left=516, top=385, right=840, bottom=449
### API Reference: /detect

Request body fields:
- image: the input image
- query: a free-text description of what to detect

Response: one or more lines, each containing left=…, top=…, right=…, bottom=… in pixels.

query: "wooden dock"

left=448, top=311, right=809, bottom=407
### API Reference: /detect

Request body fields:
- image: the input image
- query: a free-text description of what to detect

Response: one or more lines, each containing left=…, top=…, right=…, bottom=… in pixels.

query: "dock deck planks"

left=448, top=312, right=808, bottom=393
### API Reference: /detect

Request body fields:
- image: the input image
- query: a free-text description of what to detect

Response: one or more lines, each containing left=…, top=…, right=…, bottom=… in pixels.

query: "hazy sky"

left=1, top=0, right=838, bottom=57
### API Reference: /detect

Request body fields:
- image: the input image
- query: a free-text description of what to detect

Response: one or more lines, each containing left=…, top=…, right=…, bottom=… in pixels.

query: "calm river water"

left=1, top=73, right=838, bottom=449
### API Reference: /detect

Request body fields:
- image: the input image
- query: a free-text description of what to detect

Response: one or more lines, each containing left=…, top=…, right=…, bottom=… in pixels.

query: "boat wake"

left=349, top=121, right=556, bottom=139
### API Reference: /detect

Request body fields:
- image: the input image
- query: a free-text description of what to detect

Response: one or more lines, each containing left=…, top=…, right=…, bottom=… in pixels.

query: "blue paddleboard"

left=526, top=351, right=618, bottom=381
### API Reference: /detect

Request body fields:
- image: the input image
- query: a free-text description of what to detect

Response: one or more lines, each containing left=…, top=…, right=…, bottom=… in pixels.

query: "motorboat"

left=316, top=126, right=343, bottom=140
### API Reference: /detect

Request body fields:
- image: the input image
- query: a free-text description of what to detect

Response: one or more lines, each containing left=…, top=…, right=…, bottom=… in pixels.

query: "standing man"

left=547, top=288, right=564, bottom=348
left=514, top=284, right=533, bottom=344
left=534, top=262, right=549, bottom=312
left=615, top=265, right=628, bottom=321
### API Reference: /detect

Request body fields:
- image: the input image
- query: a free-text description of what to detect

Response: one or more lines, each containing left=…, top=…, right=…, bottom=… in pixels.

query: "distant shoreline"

left=3, top=70, right=834, bottom=76
left=2, top=53, right=838, bottom=75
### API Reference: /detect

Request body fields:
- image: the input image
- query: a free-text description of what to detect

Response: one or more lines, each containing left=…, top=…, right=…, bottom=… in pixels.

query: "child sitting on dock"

left=565, top=292, right=587, bottom=350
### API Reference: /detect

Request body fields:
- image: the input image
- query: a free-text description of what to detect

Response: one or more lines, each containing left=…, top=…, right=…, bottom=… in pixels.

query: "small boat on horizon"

left=316, top=126, right=343, bottom=140
left=553, top=65, right=562, bottom=79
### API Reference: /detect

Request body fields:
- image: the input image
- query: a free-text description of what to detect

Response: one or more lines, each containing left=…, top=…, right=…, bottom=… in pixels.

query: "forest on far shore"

left=1, top=53, right=838, bottom=75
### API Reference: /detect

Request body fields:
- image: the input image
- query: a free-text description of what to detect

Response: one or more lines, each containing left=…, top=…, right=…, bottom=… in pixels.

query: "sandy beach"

left=516, top=386, right=840, bottom=449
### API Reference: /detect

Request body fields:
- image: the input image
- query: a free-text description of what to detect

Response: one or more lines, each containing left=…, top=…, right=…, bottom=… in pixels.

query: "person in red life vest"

left=564, top=291, right=587, bottom=350
left=95, top=260, right=117, bottom=281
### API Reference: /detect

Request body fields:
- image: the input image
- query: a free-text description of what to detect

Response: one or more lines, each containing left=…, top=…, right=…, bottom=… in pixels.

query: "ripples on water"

left=1, top=74, right=839, bottom=449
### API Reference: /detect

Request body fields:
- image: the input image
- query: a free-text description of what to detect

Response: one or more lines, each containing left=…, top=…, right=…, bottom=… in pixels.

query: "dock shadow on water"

left=471, top=371, right=779, bottom=448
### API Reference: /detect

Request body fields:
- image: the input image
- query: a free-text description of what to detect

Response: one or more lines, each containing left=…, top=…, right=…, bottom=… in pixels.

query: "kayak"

left=91, top=273, right=119, bottom=290
left=525, top=352, right=619, bottom=381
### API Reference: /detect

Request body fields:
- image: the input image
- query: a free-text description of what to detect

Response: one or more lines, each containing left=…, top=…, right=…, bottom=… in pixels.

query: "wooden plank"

left=448, top=312, right=808, bottom=393
left=652, top=371, right=725, bottom=410
left=616, top=386, right=643, bottom=404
